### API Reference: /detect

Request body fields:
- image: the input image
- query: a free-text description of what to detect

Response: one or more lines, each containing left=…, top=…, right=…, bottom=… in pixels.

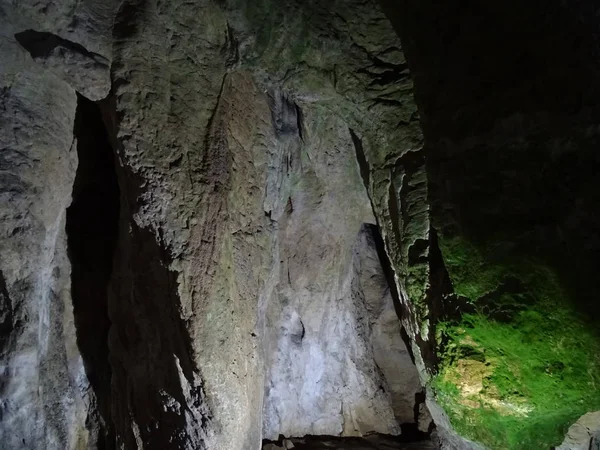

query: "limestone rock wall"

left=104, top=0, right=431, bottom=448
left=2, top=0, right=599, bottom=449
left=0, top=0, right=441, bottom=447
left=0, top=28, right=86, bottom=450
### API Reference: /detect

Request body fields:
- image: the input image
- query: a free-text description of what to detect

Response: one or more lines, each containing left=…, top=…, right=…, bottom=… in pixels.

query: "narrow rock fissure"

left=0, top=269, right=13, bottom=355
left=367, top=223, right=434, bottom=443
left=349, top=128, right=370, bottom=191
left=66, top=94, right=120, bottom=448
left=366, top=223, right=407, bottom=327
left=349, top=129, right=408, bottom=326
left=14, top=30, right=109, bottom=65
left=348, top=129, right=435, bottom=446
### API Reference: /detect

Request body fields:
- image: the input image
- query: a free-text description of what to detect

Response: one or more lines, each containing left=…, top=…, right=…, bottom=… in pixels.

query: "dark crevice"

left=367, top=223, right=408, bottom=325
left=112, top=0, right=149, bottom=42
left=413, top=390, right=426, bottom=424
left=223, top=22, right=240, bottom=67
left=349, top=128, right=370, bottom=191
left=263, top=433, right=437, bottom=449
left=366, top=68, right=410, bottom=87
left=368, top=97, right=404, bottom=109
left=387, top=178, right=403, bottom=258
left=408, top=238, right=429, bottom=267
left=14, top=30, right=108, bottom=65
left=0, top=269, right=13, bottom=356
left=295, top=102, right=305, bottom=141
left=268, top=89, right=304, bottom=139
left=400, top=325, right=416, bottom=366
left=399, top=422, right=430, bottom=443
left=422, top=228, right=456, bottom=372
left=66, top=93, right=119, bottom=449
left=203, top=74, right=229, bottom=165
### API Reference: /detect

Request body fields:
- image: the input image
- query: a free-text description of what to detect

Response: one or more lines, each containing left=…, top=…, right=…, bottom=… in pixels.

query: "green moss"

left=405, top=262, right=429, bottom=309
left=437, top=237, right=505, bottom=300
left=432, top=235, right=600, bottom=450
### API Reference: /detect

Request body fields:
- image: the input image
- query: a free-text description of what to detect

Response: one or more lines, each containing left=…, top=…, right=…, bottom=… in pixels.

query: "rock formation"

left=1, top=0, right=599, bottom=450
left=556, top=411, right=600, bottom=450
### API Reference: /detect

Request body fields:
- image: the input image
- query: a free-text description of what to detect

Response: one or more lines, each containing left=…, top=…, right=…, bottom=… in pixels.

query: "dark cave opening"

left=66, top=93, right=120, bottom=448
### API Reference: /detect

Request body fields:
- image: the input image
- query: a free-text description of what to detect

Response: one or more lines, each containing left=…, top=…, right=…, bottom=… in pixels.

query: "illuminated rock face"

left=1, top=1, right=430, bottom=449
left=262, top=223, right=423, bottom=439
left=557, top=411, right=600, bottom=450
left=2, top=0, right=600, bottom=449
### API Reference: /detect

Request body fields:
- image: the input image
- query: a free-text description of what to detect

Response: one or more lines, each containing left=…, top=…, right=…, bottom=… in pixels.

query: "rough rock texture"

left=0, top=29, right=86, bottom=450
left=3, top=0, right=600, bottom=449
left=3, top=0, right=434, bottom=443
left=556, top=411, right=600, bottom=450
left=1, top=0, right=115, bottom=100
left=105, top=1, right=431, bottom=449
left=0, top=0, right=120, bottom=447
left=260, top=87, right=422, bottom=439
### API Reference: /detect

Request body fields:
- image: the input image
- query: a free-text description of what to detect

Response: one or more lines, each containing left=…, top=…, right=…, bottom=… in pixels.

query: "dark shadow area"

left=107, top=220, right=210, bottom=450
left=377, top=0, right=600, bottom=139
left=14, top=29, right=107, bottom=63
left=98, top=94, right=212, bottom=449
left=365, top=224, right=411, bottom=347
left=67, top=92, right=211, bottom=449
left=0, top=269, right=13, bottom=355
left=66, top=94, right=119, bottom=449
left=112, top=0, right=149, bottom=42
left=263, top=433, right=438, bottom=449
left=378, top=0, right=600, bottom=330
left=366, top=221, right=438, bottom=375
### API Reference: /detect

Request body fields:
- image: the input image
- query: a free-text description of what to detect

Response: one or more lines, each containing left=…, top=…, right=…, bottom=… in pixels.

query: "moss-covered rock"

left=432, top=235, right=600, bottom=450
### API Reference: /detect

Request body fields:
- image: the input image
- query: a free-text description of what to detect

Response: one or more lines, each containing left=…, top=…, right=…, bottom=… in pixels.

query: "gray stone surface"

left=105, top=1, right=432, bottom=448
left=556, top=411, right=600, bottom=450
left=0, top=0, right=437, bottom=446
left=0, top=30, right=89, bottom=450
left=0, top=0, right=445, bottom=447
left=1, top=0, right=115, bottom=100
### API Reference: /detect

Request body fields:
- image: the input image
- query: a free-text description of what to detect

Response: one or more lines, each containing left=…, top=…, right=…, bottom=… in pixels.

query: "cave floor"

left=263, top=434, right=438, bottom=449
